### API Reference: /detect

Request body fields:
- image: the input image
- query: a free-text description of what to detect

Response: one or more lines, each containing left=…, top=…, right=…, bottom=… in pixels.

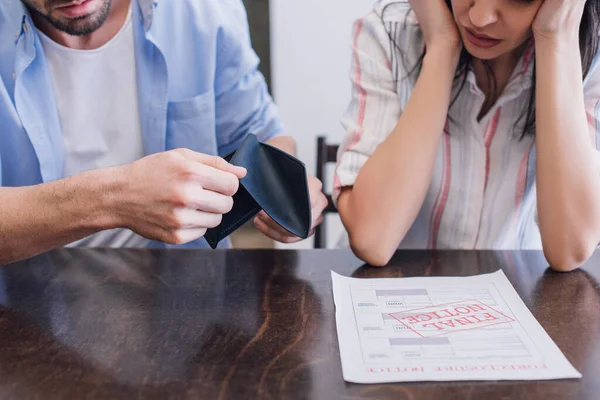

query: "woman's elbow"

left=338, top=191, right=401, bottom=266
left=543, top=239, right=596, bottom=272
left=348, top=230, right=397, bottom=267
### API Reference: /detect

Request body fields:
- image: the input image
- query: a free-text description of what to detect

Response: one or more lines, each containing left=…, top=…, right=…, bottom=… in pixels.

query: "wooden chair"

left=314, top=136, right=339, bottom=249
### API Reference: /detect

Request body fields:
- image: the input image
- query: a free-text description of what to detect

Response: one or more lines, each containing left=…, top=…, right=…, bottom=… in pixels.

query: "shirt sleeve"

left=213, top=0, right=285, bottom=157
left=333, top=7, right=415, bottom=204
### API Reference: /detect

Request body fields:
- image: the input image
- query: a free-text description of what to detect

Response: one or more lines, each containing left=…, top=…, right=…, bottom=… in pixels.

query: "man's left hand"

left=254, top=174, right=328, bottom=243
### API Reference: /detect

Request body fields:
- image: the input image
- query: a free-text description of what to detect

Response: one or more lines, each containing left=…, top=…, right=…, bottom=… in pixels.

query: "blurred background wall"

left=236, top=0, right=373, bottom=249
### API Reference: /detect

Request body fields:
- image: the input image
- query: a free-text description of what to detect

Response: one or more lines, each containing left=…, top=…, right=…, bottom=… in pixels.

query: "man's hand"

left=253, top=174, right=328, bottom=243
left=113, top=148, right=246, bottom=244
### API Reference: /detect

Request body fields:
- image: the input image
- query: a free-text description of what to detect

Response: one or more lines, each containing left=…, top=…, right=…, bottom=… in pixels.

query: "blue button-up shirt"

left=0, top=0, right=284, bottom=248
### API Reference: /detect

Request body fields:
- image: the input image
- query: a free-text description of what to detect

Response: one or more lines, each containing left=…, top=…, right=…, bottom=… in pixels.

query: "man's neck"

left=32, top=0, right=131, bottom=50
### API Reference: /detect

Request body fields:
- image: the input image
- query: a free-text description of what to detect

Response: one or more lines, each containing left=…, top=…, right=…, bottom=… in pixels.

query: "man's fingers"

left=202, top=155, right=247, bottom=179
left=168, top=208, right=223, bottom=230
left=255, top=211, right=292, bottom=237
left=308, top=177, right=324, bottom=207
left=311, top=214, right=324, bottom=231
left=181, top=160, right=241, bottom=196
left=196, top=153, right=247, bottom=179
left=254, top=216, right=302, bottom=244
left=177, top=180, right=237, bottom=214
left=168, top=228, right=209, bottom=245
left=311, top=194, right=329, bottom=224
left=177, top=149, right=247, bottom=179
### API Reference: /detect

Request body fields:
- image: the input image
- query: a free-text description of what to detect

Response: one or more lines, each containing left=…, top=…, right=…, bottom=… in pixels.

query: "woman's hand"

left=409, top=0, right=461, bottom=52
left=533, top=0, right=587, bottom=41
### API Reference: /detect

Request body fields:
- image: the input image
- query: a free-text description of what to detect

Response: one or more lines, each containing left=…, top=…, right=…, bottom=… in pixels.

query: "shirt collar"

left=137, top=0, right=158, bottom=32
left=466, top=40, right=535, bottom=100
left=506, top=40, right=535, bottom=91
left=12, top=2, right=32, bottom=42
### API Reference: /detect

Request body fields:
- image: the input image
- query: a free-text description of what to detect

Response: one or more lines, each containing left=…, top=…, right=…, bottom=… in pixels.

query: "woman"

left=334, top=0, right=600, bottom=270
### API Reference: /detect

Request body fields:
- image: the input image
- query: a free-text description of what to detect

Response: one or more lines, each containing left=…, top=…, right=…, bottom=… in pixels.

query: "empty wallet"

left=204, top=134, right=312, bottom=249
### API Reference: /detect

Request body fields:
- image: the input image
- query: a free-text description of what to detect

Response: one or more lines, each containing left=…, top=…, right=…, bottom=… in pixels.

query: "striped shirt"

left=334, top=1, right=600, bottom=250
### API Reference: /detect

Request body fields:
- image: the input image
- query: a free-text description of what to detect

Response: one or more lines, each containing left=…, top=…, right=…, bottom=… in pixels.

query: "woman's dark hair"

left=382, top=1, right=600, bottom=136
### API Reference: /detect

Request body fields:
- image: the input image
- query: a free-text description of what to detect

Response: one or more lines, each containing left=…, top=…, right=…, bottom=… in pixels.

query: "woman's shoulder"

left=355, top=1, right=423, bottom=79
left=358, top=1, right=422, bottom=47
left=372, top=0, right=418, bottom=25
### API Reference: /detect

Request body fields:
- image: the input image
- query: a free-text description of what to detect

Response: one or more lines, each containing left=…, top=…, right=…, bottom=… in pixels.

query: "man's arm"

left=212, top=1, right=326, bottom=243
left=0, top=168, right=119, bottom=265
left=266, top=135, right=296, bottom=155
left=213, top=1, right=285, bottom=156
left=0, top=150, right=246, bottom=265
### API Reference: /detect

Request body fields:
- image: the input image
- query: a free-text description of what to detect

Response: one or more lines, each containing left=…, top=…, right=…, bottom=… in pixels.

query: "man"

left=0, top=0, right=327, bottom=264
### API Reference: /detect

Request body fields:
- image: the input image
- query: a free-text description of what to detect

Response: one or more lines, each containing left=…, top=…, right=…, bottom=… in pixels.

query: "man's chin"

left=42, top=0, right=111, bottom=36
left=47, top=16, right=103, bottom=35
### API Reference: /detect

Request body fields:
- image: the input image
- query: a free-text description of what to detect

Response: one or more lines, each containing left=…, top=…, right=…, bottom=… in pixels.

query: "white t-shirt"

left=39, top=6, right=150, bottom=248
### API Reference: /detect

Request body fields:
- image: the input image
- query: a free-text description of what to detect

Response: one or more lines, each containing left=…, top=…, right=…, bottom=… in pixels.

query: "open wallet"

left=204, top=134, right=312, bottom=249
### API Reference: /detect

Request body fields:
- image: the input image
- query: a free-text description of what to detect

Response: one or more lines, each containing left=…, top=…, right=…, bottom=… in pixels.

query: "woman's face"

left=450, top=0, right=544, bottom=60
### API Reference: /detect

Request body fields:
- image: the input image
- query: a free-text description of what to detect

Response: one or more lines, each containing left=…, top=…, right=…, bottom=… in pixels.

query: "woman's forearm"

left=338, top=46, right=460, bottom=266
left=535, top=36, right=600, bottom=271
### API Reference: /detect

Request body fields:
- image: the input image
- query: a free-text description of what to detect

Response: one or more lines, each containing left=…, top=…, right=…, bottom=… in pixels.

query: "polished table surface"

left=0, top=249, right=599, bottom=399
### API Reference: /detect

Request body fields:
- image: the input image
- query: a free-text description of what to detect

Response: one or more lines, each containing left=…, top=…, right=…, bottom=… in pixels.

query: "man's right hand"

left=113, top=148, right=247, bottom=245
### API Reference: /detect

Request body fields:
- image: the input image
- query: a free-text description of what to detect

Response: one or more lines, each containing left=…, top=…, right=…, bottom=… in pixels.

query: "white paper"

left=332, top=270, right=581, bottom=383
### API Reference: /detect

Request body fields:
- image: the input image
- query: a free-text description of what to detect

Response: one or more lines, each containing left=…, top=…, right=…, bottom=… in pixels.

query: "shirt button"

left=12, top=72, right=16, bottom=80
left=15, top=30, right=19, bottom=38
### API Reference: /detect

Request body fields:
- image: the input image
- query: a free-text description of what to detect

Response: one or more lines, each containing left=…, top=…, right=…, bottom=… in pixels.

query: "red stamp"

left=389, top=300, right=515, bottom=338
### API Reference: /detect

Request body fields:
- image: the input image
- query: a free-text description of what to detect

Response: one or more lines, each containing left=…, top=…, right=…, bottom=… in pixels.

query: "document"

left=332, top=270, right=581, bottom=383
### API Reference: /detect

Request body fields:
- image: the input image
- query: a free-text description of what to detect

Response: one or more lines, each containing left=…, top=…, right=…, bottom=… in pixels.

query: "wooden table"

left=0, top=249, right=598, bottom=399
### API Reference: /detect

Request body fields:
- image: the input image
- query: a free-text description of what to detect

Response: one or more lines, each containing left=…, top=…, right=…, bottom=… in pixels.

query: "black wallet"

left=204, top=134, right=312, bottom=249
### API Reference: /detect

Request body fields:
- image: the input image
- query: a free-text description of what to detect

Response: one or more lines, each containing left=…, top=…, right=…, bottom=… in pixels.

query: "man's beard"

left=22, top=0, right=112, bottom=36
